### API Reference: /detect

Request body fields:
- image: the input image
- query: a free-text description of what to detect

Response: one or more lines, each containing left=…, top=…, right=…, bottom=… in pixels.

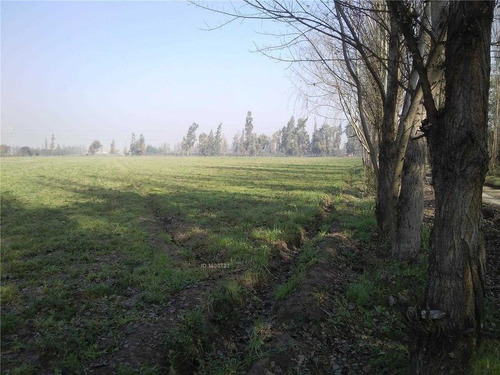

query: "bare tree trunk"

left=490, top=19, right=500, bottom=170
left=392, top=136, right=425, bottom=259
left=410, top=2, right=494, bottom=373
left=376, top=141, right=398, bottom=239
left=392, top=0, right=444, bottom=260
left=491, top=68, right=500, bottom=169
left=376, top=14, right=400, bottom=240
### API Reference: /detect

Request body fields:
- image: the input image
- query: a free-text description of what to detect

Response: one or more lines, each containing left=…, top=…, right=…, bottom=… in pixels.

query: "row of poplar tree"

left=181, top=111, right=358, bottom=156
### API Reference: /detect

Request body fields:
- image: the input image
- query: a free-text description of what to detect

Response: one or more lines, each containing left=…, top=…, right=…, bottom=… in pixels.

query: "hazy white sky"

left=1, top=1, right=338, bottom=149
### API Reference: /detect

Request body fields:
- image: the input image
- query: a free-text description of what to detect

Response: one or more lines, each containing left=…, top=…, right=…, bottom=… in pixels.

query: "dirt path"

left=483, top=186, right=500, bottom=207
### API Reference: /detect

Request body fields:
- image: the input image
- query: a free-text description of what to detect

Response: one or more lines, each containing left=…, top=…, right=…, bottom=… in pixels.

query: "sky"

left=1, top=1, right=337, bottom=149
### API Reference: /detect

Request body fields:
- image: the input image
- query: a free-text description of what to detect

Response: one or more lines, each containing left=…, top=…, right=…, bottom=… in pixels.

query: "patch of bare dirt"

left=245, top=227, right=369, bottom=375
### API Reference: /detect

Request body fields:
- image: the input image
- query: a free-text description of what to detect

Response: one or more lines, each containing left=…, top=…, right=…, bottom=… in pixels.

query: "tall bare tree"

left=389, top=1, right=495, bottom=372
left=392, top=0, right=447, bottom=259
left=490, top=13, right=500, bottom=170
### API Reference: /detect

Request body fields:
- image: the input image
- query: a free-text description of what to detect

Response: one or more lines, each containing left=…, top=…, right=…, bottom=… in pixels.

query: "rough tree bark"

left=491, top=61, right=500, bottom=169
left=407, top=2, right=494, bottom=373
left=376, top=13, right=401, bottom=241
left=392, top=0, right=446, bottom=259
left=392, top=135, right=426, bottom=260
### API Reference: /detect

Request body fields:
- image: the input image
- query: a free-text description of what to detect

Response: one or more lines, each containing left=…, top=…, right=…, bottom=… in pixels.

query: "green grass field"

left=2, top=156, right=498, bottom=374
left=1, top=156, right=368, bottom=373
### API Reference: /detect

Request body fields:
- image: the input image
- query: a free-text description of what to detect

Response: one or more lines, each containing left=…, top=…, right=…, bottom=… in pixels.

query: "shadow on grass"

left=1, top=160, right=361, bottom=373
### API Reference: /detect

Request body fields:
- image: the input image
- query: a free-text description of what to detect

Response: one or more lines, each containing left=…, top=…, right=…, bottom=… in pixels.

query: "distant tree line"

left=185, top=111, right=360, bottom=157
left=1, top=114, right=362, bottom=157
left=1, top=133, right=87, bottom=157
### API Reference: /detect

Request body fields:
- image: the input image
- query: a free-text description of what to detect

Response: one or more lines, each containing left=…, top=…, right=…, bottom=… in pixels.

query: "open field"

left=1, top=156, right=366, bottom=373
left=1, top=156, right=498, bottom=374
